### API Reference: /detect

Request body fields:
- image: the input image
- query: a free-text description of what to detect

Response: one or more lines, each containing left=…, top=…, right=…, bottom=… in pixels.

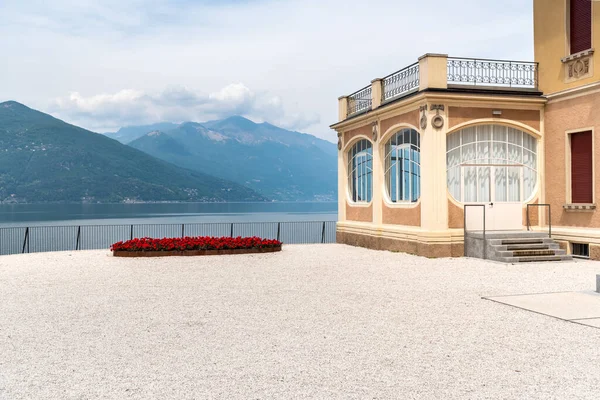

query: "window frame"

left=565, top=128, right=595, bottom=205
left=383, top=128, right=421, bottom=205
left=567, top=0, right=593, bottom=56
left=346, top=138, right=373, bottom=205
left=446, top=124, right=539, bottom=204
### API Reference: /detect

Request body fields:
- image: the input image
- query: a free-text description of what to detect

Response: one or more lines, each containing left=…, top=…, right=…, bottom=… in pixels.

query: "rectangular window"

left=570, top=0, right=592, bottom=54
left=570, top=131, right=593, bottom=203
left=572, top=242, right=590, bottom=258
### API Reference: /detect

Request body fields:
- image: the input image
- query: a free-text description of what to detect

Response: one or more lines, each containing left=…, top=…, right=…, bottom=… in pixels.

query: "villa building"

left=331, top=0, right=600, bottom=259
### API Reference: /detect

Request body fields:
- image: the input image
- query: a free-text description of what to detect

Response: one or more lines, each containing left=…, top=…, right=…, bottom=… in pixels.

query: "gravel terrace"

left=0, top=244, right=599, bottom=399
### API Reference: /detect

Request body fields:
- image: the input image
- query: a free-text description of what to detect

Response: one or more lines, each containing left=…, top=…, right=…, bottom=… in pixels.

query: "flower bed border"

left=113, top=245, right=282, bottom=257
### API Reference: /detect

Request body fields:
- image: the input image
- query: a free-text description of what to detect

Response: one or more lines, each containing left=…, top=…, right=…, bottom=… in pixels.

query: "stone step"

left=512, top=249, right=560, bottom=257
left=493, top=255, right=572, bottom=263
left=501, top=238, right=545, bottom=245
left=515, top=255, right=572, bottom=262
left=494, top=249, right=567, bottom=258
left=504, top=243, right=556, bottom=251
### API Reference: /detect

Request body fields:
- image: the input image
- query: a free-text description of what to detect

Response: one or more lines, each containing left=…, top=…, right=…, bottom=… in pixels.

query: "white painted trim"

left=446, top=118, right=542, bottom=138
left=545, top=81, right=600, bottom=101
left=343, top=135, right=374, bottom=208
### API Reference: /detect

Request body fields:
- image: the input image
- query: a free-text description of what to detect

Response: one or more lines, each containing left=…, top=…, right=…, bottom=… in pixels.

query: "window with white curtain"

left=384, top=129, right=421, bottom=203
left=348, top=139, right=373, bottom=203
left=446, top=125, right=537, bottom=203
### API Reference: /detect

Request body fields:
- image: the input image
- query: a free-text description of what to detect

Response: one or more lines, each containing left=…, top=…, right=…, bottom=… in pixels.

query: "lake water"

left=0, top=202, right=339, bottom=255
left=0, top=202, right=338, bottom=227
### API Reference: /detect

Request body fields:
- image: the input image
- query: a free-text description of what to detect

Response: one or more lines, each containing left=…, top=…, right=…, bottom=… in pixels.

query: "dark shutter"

left=570, top=0, right=592, bottom=54
left=571, top=131, right=593, bottom=203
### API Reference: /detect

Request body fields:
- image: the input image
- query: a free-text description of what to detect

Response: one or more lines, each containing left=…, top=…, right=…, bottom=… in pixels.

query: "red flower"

left=110, top=236, right=283, bottom=252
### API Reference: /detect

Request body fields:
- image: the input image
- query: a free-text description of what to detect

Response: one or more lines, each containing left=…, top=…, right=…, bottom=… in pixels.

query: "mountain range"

left=112, top=116, right=337, bottom=201
left=0, top=101, right=265, bottom=203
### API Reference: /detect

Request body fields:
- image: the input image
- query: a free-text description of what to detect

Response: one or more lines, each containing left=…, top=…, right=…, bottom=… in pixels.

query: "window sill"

left=561, top=48, right=595, bottom=63
left=563, top=203, right=596, bottom=211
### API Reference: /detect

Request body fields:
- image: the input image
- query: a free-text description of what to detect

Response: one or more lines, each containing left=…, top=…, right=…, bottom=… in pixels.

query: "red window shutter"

left=571, top=131, right=593, bottom=203
left=570, top=0, right=592, bottom=54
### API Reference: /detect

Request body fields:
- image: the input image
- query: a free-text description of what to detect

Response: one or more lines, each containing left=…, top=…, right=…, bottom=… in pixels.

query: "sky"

left=0, top=0, right=534, bottom=142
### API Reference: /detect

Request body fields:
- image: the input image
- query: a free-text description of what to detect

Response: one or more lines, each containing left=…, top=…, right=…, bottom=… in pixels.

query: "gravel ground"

left=0, top=244, right=599, bottom=399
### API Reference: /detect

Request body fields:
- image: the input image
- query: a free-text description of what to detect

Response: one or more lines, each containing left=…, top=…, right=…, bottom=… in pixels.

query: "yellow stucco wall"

left=534, top=0, right=600, bottom=94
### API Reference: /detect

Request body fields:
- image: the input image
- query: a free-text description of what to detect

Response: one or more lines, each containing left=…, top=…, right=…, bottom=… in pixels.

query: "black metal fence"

left=0, top=221, right=338, bottom=256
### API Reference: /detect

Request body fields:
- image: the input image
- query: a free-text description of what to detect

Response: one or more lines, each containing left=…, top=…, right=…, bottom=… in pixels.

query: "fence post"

left=181, top=224, right=185, bottom=238
left=321, top=221, right=326, bottom=243
left=22, top=227, right=29, bottom=254
left=276, top=222, right=281, bottom=242
left=230, top=223, right=234, bottom=238
left=75, top=226, right=81, bottom=250
left=130, top=224, right=133, bottom=240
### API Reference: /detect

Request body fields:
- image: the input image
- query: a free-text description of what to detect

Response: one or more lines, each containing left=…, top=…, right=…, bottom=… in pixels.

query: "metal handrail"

left=381, top=62, right=420, bottom=103
left=447, top=57, right=538, bottom=89
left=463, top=204, right=486, bottom=259
left=526, top=204, right=551, bottom=238
left=2, top=221, right=337, bottom=256
left=346, top=85, right=372, bottom=117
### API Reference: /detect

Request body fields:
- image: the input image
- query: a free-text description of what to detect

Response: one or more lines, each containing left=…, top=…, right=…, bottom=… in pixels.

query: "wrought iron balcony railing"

left=447, top=57, right=538, bottom=88
left=339, top=55, right=540, bottom=122
left=347, top=85, right=372, bottom=117
left=381, top=62, right=420, bottom=103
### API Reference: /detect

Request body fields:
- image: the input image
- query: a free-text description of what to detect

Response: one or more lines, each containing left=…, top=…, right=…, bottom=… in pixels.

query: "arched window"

left=384, top=128, right=421, bottom=203
left=446, top=125, right=538, bottom=202
left=348, top=139, right=373, bottom=202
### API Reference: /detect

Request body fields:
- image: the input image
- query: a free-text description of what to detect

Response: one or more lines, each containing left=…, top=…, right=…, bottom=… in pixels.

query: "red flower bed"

left=111, top=236, right=282, bottom=252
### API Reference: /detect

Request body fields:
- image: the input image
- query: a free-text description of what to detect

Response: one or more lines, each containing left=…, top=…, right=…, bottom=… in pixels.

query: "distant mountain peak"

left=1, top=101, right=29, bottom=109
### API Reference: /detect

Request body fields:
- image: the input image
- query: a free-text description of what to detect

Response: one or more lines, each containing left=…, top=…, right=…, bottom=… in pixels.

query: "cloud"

left=50, top=83, right=320, bottom=133
left=0, top=0, right=533, bottom=141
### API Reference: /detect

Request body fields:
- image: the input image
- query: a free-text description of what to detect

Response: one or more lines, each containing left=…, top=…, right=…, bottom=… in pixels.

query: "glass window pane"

left=348, top=140, right=373, bottom=203
left=494, top=167, right=507, bottom=202
left=478, top=166, right=491, bottom=202
left=385, top=130, right=420, bottom=203
left=494, top=125, right=507, bottom=142
left=507, top=128, right=521, bottom=145
left=477, top=125, right=491, bottom=142
left=447, top=132, right=460, bottom=151
left=448, top=166, right=461, bottom=202
left=462, top=143, right=476, bottom=163
left=508, top=167, right=520, bottom=202
left=463, top=127, right=476, bottom=144
left=477, top=141, right=490, bottom=164
left=523, top=168, right=536, bottom=200
left=464, top=166, right=477, bottom=202
left=492, top=141, right=506, bottom=164
left=507, top=144, right=522, bottom=164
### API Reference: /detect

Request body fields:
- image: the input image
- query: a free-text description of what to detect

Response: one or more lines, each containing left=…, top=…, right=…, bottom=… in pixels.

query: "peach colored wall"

left=381, top=110, right=419, bottom=134
left=345, top=203, right=373, bottom=222
left=448, top=200, right=464, bottom=229
left=343, top=125, right=371, bottom=144
left=448, top=107, right=541, bottom=132
left=522, top=199, right=540, bottom=227
left=545, top=92, right=600, bottom=228
left=382, top=204, right=421, bottom=226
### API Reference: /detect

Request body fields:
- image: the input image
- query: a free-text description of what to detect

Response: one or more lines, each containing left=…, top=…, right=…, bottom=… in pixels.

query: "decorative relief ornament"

left=431, top=104, right=445, bottom=129
left=569, top=58, right=590, bottom=79
left=419, top=105, right=428, bottom=130
left=337, top=136, right=342, bottom=150
left=372, top=122, right=378, bottom=141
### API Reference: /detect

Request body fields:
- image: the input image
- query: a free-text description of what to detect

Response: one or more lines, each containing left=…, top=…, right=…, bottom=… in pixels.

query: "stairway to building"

left=465, top=231, right=572, bottom=263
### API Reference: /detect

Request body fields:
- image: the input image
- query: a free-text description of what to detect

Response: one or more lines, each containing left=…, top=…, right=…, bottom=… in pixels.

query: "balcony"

left=338, top=54, right=539, bottom=121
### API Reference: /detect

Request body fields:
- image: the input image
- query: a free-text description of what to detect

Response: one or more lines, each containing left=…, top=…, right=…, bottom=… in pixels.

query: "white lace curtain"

left=447, top=125, right=537, bottom=203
